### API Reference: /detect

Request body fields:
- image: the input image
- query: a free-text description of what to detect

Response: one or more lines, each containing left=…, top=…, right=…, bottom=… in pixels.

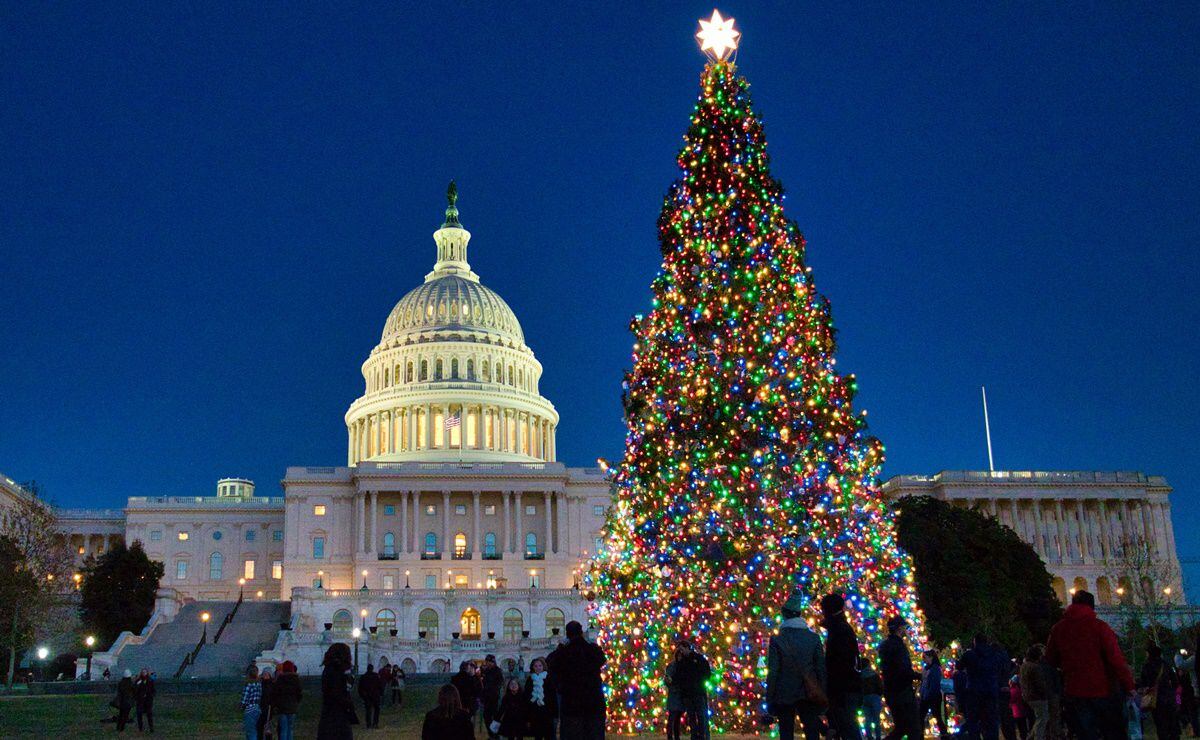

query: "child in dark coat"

left=496, top=678, right=529, bottom=739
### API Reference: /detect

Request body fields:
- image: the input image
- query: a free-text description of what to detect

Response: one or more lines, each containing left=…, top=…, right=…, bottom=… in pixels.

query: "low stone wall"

left=27, top=672, right=450, bottom=696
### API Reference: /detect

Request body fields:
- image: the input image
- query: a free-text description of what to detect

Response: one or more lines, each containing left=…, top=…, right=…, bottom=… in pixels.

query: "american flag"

left=444, top=413, right=461, bottom=430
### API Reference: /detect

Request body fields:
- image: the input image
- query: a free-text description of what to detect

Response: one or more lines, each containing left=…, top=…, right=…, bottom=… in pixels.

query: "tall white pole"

left=981, top=386, right=995, bottom=473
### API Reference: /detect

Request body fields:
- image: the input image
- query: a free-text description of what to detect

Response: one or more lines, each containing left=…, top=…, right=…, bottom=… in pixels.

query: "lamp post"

left=200, top=611, right=211, bottom=643
left=317, top=570, right=324, bottom=589
left=73, top=573, right=82, bottom=590
left=238, top=578, right=246, bottom=600
left=529, top=569, right=537, bottom=588
left=360, top=608, right=369, bottom=632
left=361, top=569, right=369, bottom=591
left=35, top=646, right=49, bottom=681
left=351, top=627, right=361, bottom=674
left=404, top=570, right=410, bottom=589
left=84, top=635, right=96, bottom=680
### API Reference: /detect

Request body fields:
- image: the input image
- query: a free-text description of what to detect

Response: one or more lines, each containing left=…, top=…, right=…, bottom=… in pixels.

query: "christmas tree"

left=587, top=12, right=925, bottom=734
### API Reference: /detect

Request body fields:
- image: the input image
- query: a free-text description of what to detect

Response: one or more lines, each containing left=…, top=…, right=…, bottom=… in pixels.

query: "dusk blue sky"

left=2, top=4, right=1197, bottom=586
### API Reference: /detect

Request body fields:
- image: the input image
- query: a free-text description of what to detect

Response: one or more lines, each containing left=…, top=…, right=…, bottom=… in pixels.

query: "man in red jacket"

left=1044, top=590, right=1135, bottom=740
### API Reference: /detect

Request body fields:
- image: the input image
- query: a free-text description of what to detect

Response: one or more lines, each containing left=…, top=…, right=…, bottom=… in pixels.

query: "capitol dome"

left=345, top=184, right=558, bottom=464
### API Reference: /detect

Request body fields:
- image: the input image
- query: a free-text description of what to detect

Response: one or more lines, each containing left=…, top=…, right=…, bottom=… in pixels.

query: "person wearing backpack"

left=765, top=592, right=828, bottom=740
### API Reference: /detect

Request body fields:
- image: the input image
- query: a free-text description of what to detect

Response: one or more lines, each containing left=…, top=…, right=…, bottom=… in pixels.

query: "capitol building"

left=0, top=187, right=1187, bottom=677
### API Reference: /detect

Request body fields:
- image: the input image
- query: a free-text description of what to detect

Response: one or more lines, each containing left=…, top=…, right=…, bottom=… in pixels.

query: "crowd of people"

left=93, top=588, right=1197, bottom=739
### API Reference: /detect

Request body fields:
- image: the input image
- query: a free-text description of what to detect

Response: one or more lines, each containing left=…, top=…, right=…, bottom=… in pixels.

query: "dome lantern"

left=427, top=180, right=478, bottom=283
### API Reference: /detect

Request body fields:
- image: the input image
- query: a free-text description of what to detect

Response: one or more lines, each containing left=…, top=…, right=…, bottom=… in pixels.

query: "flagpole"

left=981, top=386, right=995, bottom=473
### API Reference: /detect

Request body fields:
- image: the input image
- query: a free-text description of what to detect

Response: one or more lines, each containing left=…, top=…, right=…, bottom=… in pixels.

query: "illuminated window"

left=178, top=531, right=190, bottom=541
left=243, top=560, right=255, bottom=580
left=454, top=532, right=467, bottom=556
left=454, top=574, right=469, bottom=587
left=426, top=505, right=436, bottom=516
left=484, top=504, right=496, bottom=515
left=313, top=505, right=326, bottom=516
left=271, top=560, right=282, bottom=580
left=78, top=546, right=85, bottom=554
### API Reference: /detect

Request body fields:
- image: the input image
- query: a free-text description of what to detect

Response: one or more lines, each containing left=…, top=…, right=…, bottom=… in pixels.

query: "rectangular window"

left=271, top=560, right=282, bottom=580
left=529, top=572, right=541, bottom=588
left=593, top=505, right=605, bottom=517
left=272, top=530, right=283, bottom=542
left=484, top=504, right=496, bottom=515
left=176, top=560, right=188, bottom=580
left=455, top=504, right=466, bottom=515
left=384, top=505, right=395, bottom=516
left=150, top=530, right=163, bottom=542
left=424, top=574, right=437, bottom=589
left=525, top=505, right=536, bottom=516
left=382, top=575, right=394, bottom=590
left=178, top=531, right=189, bottom=541
left=426, top=505, right=436, bottom=516
left=243, top=559, right=255, bottom=580
left=454, top=574, right=469, bottom=587
left=313, top=537, right=325, bottom=559
left=245, top=529, right=256, bottom=541
left=313, top=504, right=326, bottom=516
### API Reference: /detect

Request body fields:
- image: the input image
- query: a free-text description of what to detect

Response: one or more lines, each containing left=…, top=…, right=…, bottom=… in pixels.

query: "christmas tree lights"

left=586, top=19, right=925, bottom=735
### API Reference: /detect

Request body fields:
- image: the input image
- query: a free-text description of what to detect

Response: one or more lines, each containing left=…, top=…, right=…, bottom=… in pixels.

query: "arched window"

left=545, top=608, right=565, bottom=637
left=518, top=368, right=524, bottom=388
left=395, top=364, right=401, bottom=384
left=400, top=658, right=417, bottom=674
left=435, top=359, right=443, bottom=380
left=484, top=532, right=497, bottom=557
left=418, top=609, right=439, bottom=639
left=419, top=360, right=428, bottom=381
left=1072, top=577, right=1088, bottom=596
left=331, top=609, right=353, bottom=637
left=507, top=365, right=514, bottom=386
left=209, top=551, right=223, bottom=580
left=467, top=359, right=475, bottom=380
left=1051, top=576, right=1067, bottom=605
left=454, top=532, right=467, bottom=557
left=525, top=532, right=538, bottom=556
left=481, top=360, right=489, bottom=381
left=383, top=532, right=395, bottom=557
left=406, top=362, right=414, bottom=382
left=376, top=609, right=396, bottom=632
left=424, top=532, right=438, bottom=555
left=1096, top=576, right=1113, bottom=606
left=384, top=368, right=390, bottom=387
left=503, top=609, right=524, bottom=640
left=460, top=608, right=482, bottom=639
left=451, top=358, right=459, bottom=378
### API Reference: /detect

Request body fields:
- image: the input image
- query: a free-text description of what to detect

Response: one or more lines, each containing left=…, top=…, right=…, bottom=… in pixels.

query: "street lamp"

left=84, top=635, right=96, bottom=680
left=361, top=569, right=369, bottom=591
left=238, top=578, right=246, bottom=599
left=35, top=646, right=49, bottom=681
left=317, top=570, right=324, bottom=589
left=360, top=608, right=369, bottom=631
left=256, top=590, right=263, bottom=599
left=529, top=569, right=537, bottom=588
left=73, top=573, right=82, bottom=590
left=351, top=627, right=362, bottom=674
left=200, top=611, right=211, bottom=643
left=404, top=570, right=410, bottom=589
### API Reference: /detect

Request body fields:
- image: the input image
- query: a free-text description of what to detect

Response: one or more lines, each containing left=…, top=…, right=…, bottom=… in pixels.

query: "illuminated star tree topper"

left=696, top=9, right=740, bottom=62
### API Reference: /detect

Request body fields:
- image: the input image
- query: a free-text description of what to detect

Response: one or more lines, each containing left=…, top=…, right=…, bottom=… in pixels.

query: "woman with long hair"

left=316, top=643, right=355, bottom=740
left=524, top=657, right=556, bottom=740
left=422, top=683, right=474, bottom=740
left=919, top=649, right=948, bottom=736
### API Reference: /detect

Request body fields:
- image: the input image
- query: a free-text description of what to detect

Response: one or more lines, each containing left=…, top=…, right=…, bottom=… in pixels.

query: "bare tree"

left=1104, top=534, right=1183, bottom=646
left=0, top=481, right=73, bottom=687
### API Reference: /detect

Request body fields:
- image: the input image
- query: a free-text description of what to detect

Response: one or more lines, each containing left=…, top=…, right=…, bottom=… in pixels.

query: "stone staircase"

left=115, top=601, right=289, bottom=679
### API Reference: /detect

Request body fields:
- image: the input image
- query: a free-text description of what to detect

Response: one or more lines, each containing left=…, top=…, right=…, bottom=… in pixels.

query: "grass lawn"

left=0, top=686, right=438, bottom=739
left=0, top=685, right=772, bottom=738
